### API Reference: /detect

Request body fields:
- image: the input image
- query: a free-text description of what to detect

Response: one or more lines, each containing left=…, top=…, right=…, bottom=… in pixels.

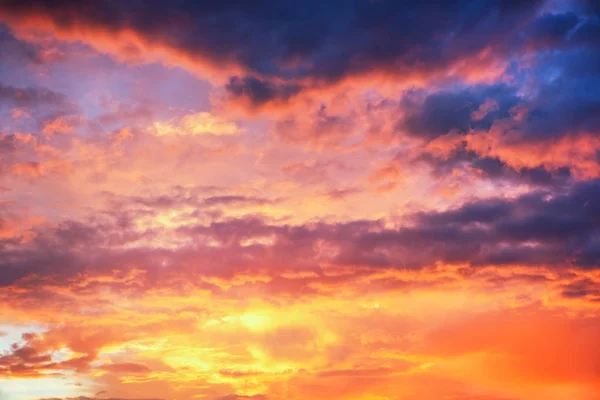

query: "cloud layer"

left=0, top=1, right=599, bottom=399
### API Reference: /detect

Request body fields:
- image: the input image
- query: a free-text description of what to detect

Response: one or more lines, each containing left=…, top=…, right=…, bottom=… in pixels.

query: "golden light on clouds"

left=152, top=113, right=243, bottom=137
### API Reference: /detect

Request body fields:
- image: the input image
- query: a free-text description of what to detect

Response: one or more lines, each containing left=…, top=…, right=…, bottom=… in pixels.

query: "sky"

left=0, top=0, right=599, bottom=399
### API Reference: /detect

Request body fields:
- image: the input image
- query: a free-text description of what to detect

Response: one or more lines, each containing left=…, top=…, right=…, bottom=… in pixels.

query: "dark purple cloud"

left=416, top=141, right=573, bottom=187
left=0, top=0, right=543, bottom=87
left=399, top=84, right=519, bottom=140
left=225, top=76, right=302, bottom=107
left=0, top=82, right=68, bottom=108
left=2, top=179, right=600, bottom=291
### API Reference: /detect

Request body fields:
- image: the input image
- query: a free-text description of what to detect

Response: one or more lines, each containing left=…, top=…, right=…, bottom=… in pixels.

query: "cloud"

left=0, top=82, right=77, bottom=139
left=215, top=395, right=267, bottom=400
left=151, top=112, right=243, bottom=136
left=99, top=362, right=151, bottom=374
left=399, top=84, right=519, bottom=140
left=0, top=2, right=600, bottom=399
left=0, top=82, right=68, bottom=108
left=560, top=278, right=600, bottom=301
left=0, top=0, right=544, bottom=100
left=225, top=76, right=302, bottom=109
left=517, top=11, right=580, bottom=50
left=0, top=337, right=93, bottom=378
left=0, top=24, right=67, bottom=65
left=38, top=398, right=162, bottom=400
left=202, top=196, right=279, bottom=207
left=2, top=178, right=600, bottom=296
left=417, top=141, right=574, bottom=187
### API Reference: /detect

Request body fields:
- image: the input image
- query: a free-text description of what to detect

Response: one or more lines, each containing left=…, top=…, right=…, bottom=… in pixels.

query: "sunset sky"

left=0, top=1, right=599, bottom=399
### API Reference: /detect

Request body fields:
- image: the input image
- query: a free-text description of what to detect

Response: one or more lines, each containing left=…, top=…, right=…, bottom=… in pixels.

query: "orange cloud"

left=42, top=116, right=77, bottom=137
